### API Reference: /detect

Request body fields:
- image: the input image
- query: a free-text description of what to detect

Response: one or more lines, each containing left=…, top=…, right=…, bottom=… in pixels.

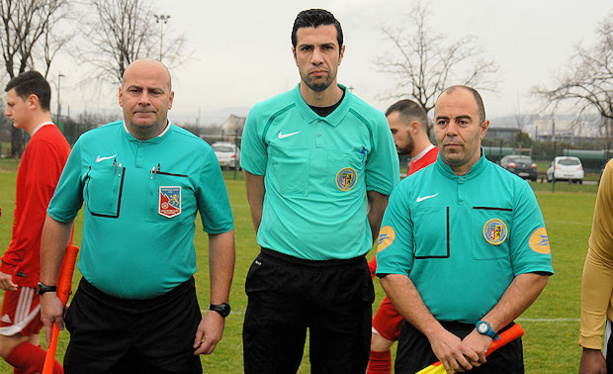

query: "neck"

left=128, top=120, right=168, bottom=140
left=410, top=138, right=434, bottom=158
left=299, top=81, right=342, bottom=107
left=24, top=112, right=53, bottom=135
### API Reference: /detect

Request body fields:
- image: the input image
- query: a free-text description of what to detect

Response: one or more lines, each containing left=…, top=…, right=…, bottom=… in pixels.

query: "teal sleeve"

left=240, top=105, right=267, bottom=175
left=510, top=182, right=554, bottom=276
left=375, top=182, right=414, bottom=276
left=47, top=140, right=85, bottom=222
left=198, top=146, right=234, bottom=234
left=365, top=113, right=399, bottom=195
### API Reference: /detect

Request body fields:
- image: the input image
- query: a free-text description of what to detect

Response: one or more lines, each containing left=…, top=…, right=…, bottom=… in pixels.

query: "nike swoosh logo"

left=96, top=154, right=117, bottom=163
left=416, top=193, right=439, bottom=203
left=278, top=131, right=300, bottom=139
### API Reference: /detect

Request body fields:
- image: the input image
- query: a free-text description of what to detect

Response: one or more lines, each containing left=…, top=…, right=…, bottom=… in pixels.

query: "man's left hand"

left=193, top=310, right=225, bottom=355
left=461, top=330, right=492, bottom=367
left=0, top=271, right=17, bottom=291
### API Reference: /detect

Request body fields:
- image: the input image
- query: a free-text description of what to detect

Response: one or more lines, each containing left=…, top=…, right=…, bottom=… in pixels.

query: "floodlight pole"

left=154, top=14, right=171, bottom=61
left=57, top=73, right=65, bottom=125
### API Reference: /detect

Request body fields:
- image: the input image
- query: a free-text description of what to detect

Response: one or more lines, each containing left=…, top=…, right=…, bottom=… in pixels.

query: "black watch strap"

left=36, top=282, right=57, bottom=295
left=209, top=302, right=231, bottom=318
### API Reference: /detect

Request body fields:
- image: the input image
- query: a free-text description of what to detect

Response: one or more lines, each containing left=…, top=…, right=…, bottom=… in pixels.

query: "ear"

left=409, top=121, right=420, bottom=135
left=168, top=90, right=174, bottom=110
left=479, top=119, right=490, bottom=139
left=292, top=47, right=297, bottom=66
left=26, top=94, right=39, bottom=110
left=118, top=86, right=123, bottom=107
left=338, top=45, right=345, bottom=65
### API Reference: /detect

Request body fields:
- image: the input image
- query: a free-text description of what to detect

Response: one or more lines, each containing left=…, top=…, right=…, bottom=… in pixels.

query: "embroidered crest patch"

left=159, top=186, right=181, bottom=218
left=483, top=218, right=507, bottom=245
left=377, top=226, right=396, bottom=253
left=336, top=167, right=357, bottom=191
left=529, top=227, right=551, bottom=254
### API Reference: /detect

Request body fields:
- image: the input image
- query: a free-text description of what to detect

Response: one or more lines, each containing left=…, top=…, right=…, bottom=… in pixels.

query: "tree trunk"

left=10, top=127, right=24, bottom=158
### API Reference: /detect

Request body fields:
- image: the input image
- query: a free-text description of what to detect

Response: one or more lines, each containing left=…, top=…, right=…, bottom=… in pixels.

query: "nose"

left=4, top=108, right=10, bottom=117
left=311, top=48, right=324, bottom=65
left=137, top=93, right=152, bottom=106
left=446, top=121, right=459, bottom=137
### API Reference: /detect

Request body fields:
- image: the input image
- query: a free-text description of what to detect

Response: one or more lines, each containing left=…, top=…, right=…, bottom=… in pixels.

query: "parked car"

left=211, top=142, right=240, bottom=170
left=499, top=155, right=538, bottom=181
left=546, top=156, right=584, bottom=183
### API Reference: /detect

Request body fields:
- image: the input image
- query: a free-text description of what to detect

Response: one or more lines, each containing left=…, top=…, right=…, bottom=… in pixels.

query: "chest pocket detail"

left=413, top=207, right=449, bottom=259
left=270, top=145, right=309, bottom=196
left=85, top=165, right=125, bottom=218
left=472, top=207, right=513, bottom=260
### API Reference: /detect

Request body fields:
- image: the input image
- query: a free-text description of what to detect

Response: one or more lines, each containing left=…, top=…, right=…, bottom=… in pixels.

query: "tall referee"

left=240, top=9, right=399, bottom=373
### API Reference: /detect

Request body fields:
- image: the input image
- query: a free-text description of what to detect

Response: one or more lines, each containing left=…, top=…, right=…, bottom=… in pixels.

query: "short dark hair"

left=385, top=99, right=428, bottom=131
left=5, top=71, right=51, bottom=111
left=442, top=85, right=486, bottom=123
left=291, top=9, right=343, bottom=50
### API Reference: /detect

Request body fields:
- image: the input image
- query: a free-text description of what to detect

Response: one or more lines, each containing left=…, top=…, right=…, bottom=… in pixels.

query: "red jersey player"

left=0, top=71, right=70, bottom=374
left=367, top=99, right=438, bottom=374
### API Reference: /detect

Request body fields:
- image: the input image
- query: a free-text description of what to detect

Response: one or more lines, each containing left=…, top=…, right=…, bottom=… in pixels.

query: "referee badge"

left=159, top=186, right=181, bottom=218
left=377, top=226, right=395, bottom=252
left=529, top=227, right=551, bottom=254
left=336, top=167, right=357, bottom=191
left=483, top=219, right=507, bottom=245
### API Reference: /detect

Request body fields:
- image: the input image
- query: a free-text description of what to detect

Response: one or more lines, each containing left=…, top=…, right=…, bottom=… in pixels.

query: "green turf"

left=0, top=168, right=598, bottom=372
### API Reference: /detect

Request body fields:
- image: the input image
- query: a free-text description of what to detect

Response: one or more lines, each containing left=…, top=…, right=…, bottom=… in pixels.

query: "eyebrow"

left=435, top=114, right=472, bottom=121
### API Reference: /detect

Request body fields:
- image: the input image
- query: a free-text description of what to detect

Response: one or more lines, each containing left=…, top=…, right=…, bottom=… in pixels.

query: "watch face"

left=478, top=323, right=487, bottom=333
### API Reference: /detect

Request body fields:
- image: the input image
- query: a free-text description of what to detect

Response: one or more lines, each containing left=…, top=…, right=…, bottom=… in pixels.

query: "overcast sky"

left=56, top=0, right=613, bottom=125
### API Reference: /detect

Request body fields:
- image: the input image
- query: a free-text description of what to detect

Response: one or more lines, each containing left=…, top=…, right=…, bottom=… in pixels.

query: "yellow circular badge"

left=377, top=226, right=395, bottom=253
left=529, top=227, right=551, bottom=254
left=483, top=219, right=508, bottom=245
left=336, top=167, right=358, bottom=191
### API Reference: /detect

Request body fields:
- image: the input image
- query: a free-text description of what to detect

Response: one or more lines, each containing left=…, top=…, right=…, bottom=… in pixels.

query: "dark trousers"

left=243, top=248, right=374, bottom=374
left=64, top=277, right=202, bottom=374
left=395, top=320, right=524, bottom=374
left=606, top=319, right=613, bottom=371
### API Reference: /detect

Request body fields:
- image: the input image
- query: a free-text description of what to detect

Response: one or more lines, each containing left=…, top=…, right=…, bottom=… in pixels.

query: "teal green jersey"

left=48, top=121, right=234, bottom=299
left=241, top=85, right=399, bottom=260
left=376, top=152, right=553, bottom=323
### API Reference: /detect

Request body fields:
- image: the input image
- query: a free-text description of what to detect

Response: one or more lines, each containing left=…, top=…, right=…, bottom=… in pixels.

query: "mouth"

left=310, top=69, right=328, bottom=77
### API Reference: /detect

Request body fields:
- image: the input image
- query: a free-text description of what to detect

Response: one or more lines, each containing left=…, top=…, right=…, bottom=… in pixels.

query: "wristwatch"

left=475, top=320, right=499, bottom=340
left=209, top=302, right=231, bottom=318
left=36, top=282, right=57, bottom=295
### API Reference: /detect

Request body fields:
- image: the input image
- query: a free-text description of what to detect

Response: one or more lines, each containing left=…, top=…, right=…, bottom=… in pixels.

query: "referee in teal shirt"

left=39, top=59, right=235, bottom=373
left=240, top=9, right=399, bottom=373
left=376, top=85, right=553, bottom=374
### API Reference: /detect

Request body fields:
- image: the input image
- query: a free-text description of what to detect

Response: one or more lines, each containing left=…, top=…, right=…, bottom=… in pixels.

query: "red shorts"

left=0, top=287, right=43, bottom=336
left=372, top=296, right=404, bottom=341
left=368, top=256, right=377, bottom=279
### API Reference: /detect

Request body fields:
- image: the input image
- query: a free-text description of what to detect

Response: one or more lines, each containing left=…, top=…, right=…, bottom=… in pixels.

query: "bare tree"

left=78, top=0, right=187, bottom=85
left=0, top=0, right=70, bottom=158
left=377, top=1, right=498, bottom=116
left=535, top=12, right=613, bottom=146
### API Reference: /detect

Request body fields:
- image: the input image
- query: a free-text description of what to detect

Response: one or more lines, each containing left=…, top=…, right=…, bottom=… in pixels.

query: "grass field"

left=0, top=159, right=599, bottom=373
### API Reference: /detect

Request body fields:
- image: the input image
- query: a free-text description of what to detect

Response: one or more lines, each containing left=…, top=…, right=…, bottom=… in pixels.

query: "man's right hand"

left=40, top=292, right=65, bottom=347
left=427, top=327, right=480, bottom=372
left=579, top=348, right=607, bottom=374
left=0, top=271, right=17, bottom=291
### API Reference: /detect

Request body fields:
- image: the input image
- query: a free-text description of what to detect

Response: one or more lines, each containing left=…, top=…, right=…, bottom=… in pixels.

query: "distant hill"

left=170, top=106, right=251, bottom=127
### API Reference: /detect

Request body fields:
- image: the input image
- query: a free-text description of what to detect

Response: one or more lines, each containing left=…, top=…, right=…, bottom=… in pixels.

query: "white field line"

left=517, top=318, right=579, bottom=322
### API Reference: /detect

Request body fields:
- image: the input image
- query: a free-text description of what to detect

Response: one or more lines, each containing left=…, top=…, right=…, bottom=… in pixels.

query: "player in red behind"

left=0, top=71, right=70, bottom=374
left=367, top=99, right=437, bottom=374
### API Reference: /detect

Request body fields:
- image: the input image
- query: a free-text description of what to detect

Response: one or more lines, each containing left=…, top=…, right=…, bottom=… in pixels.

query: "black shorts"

left=64, top=277, right=202, bottom=374
left=606, top=319, right=613, bottom=371
left=243, top=247, right=375, bottom=374
left=395, top=320, right=524, bottom=374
